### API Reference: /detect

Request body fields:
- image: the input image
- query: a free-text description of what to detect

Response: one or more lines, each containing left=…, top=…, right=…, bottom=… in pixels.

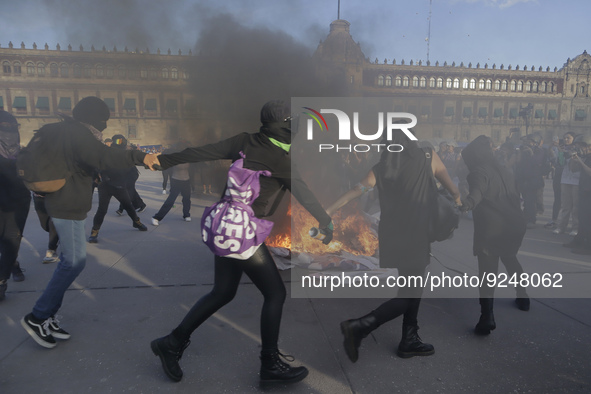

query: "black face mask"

left=93, top=121, right=107, bottom=132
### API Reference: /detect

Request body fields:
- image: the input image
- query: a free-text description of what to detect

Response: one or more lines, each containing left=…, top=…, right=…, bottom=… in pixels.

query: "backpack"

left=201, top=152, right=274, bottom=260
left=16, top=122, right=71, bottom=193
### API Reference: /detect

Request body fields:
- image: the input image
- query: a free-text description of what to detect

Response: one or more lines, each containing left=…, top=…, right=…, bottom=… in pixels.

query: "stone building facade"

left=2, top=20, right=591, bottom=146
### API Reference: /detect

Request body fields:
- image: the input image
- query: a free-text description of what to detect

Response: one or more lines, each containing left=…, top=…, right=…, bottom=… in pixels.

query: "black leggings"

left=173, top=244, right=286, bottom=351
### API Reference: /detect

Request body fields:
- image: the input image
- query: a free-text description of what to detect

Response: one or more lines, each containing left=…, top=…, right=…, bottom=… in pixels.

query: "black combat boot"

left=133, top=220, right=148, bottom=231
left=150, top=334, right=190, bottom=382
left=259, top=349, right=309, bottom=385
left=340, top=312, right=380, bottom=363
left=474, top=298, right=496, bottom=335
left=397, top=324, right=435, bottom=358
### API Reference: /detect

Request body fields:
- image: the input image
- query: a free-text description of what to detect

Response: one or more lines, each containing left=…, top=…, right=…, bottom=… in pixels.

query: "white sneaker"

left=184, top=217, right=191, bottom=222
left=569, top=230, right=578, bottom=236
left=42, top=250, right=59, bottom=264
left=152, top=218, right=159, bottom=226
left=552, top=229, right=562, bottom=234
left=162, top=190, right=167, bottom=195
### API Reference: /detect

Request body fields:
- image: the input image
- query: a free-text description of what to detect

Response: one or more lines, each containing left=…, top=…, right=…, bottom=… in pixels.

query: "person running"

left=149, top=100, right=333, bottom=385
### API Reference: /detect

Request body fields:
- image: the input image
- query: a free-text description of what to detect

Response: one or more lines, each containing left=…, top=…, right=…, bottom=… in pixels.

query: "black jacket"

left=0, top=156, right=31, bottom=212
left=158, top=127, right=331, bottom=227
left=43, top=121, right=146, bottom=220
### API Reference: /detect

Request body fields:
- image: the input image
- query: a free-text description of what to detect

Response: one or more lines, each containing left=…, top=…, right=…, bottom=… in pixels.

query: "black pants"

left=173, top=244, right=286, bottom=351
left=33, top=195, right=59, bottom=251
left=92, top=183, right=139, bottom=230
left=477, top=252, right=526, bottom=299
left=574, top=190, right=591, bottom=248
left=522, top=187, right=538, bottom=224
left=0, top=202, right=30, bottom=281
left=552, top=172, right=562, bottom=221
left=153, top=178, right=191, bottom=221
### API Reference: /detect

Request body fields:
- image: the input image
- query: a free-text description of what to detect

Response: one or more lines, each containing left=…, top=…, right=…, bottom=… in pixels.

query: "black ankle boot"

left=150, top=334, right=190, bottom=382
left=474, top=298, right=496, bottom=335
left=515, top=297, right=530, bottom=311
left=259, top=349, right=308, bottom=385
left=340, top=312, right=379, bottom=363
left=397, top=324, right=435, bottom=358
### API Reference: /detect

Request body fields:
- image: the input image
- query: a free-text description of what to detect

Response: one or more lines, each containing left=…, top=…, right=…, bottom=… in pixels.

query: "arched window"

left=403, top=76, right=409, bottom=87
left=470, top=78, right=476, bottom=89
left=420, top=76, right=426, bottom=87
left=37, top=63, right=45, bottom=76
left=385, top=75, right=392, bottom=86
left=50, top=63, right=59, bottom=77
left=171, top=67, right=178, bottom=80
left=83, top=64, right=92, bottom=77
left=479, top=79, right=485, bottom=90
left=412, top=76, right=419, bottom=87
left=13, top=61, right=21, bottom=74
left=73, top=64, right=81, bottom=77
left=118, top=65, right=126, bottom=78
left=27, top=62, right=35, bottom=75
left=149, top=67, right=158, bottom=79
left=517, top=81, right=523, bottom=91
left=377, top=75, right=384, bottom=86
left=96, top=64, right=104, bottom=77
left=510, top=80, right=516, bottom=91
left=486, top=80, right=492, bottom=90
left=429, top=77, right=436, bottom=88
left=140, top=67, right=147, bottom=78
left=446, top=78, right=452, bottom=88
left=525, top=81, right=531, bottom=92
left=437, top=77, right=443, bottom=88
left=533, top=81, right=538, bottom=92
left=494, top=80, right=501, bottom=90
left=453, top=78, right=460, bottom=89
left=462, top=78, right=469, bottom=89
left=162, top=68, right=169, bottom=79
left=2, top=61, right=11, bottom=74
left=541, top=81, right=547, bottom=92
left=60, top=63, right=68, bottom=77
left=395, top=76, right=402, bottom=86
left=105, top=65, right=114, bottom=78
left=502, top=80, right=508, bottom=91
left=549, top=82, right=554, bottom=93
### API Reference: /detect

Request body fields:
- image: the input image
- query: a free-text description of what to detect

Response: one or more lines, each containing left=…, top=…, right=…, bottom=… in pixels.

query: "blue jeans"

left=32, top=218, right=87, bottom=320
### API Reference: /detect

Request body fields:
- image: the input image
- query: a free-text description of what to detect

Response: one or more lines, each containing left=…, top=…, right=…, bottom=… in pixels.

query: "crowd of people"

left=1, top=97, right=591, bottom=388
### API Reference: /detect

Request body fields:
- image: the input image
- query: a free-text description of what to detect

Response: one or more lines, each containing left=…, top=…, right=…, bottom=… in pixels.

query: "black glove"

left=320, top=221, right=334, bottom=245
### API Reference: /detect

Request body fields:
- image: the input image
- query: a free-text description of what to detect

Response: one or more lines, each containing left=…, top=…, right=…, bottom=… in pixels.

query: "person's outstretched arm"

left=326, top=170, right=376, bottom=216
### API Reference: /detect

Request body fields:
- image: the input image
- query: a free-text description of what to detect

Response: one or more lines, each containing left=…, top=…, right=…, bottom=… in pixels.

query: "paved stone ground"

left=1, top=169, right=590, bottom=393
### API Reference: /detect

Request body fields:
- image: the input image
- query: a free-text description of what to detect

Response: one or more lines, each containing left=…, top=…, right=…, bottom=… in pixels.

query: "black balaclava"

left=259, top=100, right=292, bottom=145
left=462, top=135, right=495, bottom=171
left=73, top=96, right=110, bottom=131
left=0, top=110, right=20, bottom=160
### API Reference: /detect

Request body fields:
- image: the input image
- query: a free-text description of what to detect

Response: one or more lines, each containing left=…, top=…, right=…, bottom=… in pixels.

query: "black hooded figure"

left=0, top=110, right=31, bottom=300
left=150, top=100, right=332, bottom=386
left=326, top=129, right=461, bottom=363
left=460, top=135, right=530, bottom=335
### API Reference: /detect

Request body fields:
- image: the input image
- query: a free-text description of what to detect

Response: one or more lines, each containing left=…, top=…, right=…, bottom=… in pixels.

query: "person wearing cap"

left=0, top=110, right=31, bottom=300
left=20, top=97, right=159, bottom=349
left=87, top=134, right=148, bottom=243
left=564, top=134, right=591, bottom=254
left=149, top=100, right=332, bottom=386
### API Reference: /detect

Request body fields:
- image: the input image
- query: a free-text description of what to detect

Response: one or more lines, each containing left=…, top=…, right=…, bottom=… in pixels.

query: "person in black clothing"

left=20, top=97, right=159, bottom=348
left=515, top=133, right=547, bottom=227
left=460, top=135, right=530, bottom=335
left=149, top=100, right=333, bottom=385
left=326, top=132, right=460, bottom=363
left=0, top=110, right=31, bottom=300
left=88, top=135, right=148, bottom=243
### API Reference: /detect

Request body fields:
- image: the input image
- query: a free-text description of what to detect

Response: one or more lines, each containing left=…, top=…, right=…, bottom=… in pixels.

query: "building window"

left=171, top=67, right=178, bottom=80
left=509, top=108, right=518, bottom=119
left=478, top=107, right=488, bottom=118
left=83, top=65, right=91, bottom=77
left=162, top=68, right=169, bottom=79
left=36, top=97, right=50, bottom=115
left=3, top=61, right=11, bottom=74
left=453, top=78, right=460, bottom=89
left=445, top=106, right=455, bottom=116
left=581, top=85, right=586, bottom=95
left=548, top=109, right=557, bottom=120
left=104, top=98, right=116, bottom=113
left=420, top=76, right=426, bottom=88
left=412, top=76, right=419, bottom=87
left=60, top=63, right=68, bottom=77
left=57, top=97, right=72, bottom=112
left=123, top=98, right=137, bottom=115
left=165, top=99, right=178, bottom=115
left=534, top=109, right=544, bottom=119
left=50, top=63, right=58, bottom=77
left=128, top=124, right=137, bottom=139
left=377, top=75, right=384, bottom=86
left=421, top=106, right=430, bottom=118
left=118, top=65, right=126, bottom=78
left=517, top=81, right=523, bottom=92
left=533, top=81, right=539, bottom=92
left=37, top=63, right=45, bottom=76
left=437, top=77, right=443, bottom=88
left=13, top=96, right=27, bottom=114
left=462, top=78, right=469, bottom=89
left=486, top=80, right=492, bottom=90
left=541, top=81, right=547, bottom=92
left=105, top=65, right=114, bottom=78
left=575, top=109, right=587, bottom=121
left=385, top=75, right=392, bottom=86
left=470, top=79, right=476, bottom=89
left=502, top=80, right=508, bottom=91
left=479, top=79, right=485, bottom=90
left=140, top=68, right=147, bottom=78
left=494, top=80, right=501, bottom=90
left=446, top=78, right=452, bottom=89
left=429, top=77, right=436, bottom=88
left=493, top=108, right=503, bottom=118
left=73, top=64, right=81, bottom=77
left=96, top=64, right=104, bottom=78
left=549, top=82, right=554, bottom=93
left=149, top=67, right=158, bottom=79
left=525, top=81, right=531, bottom=92
left=27, top=62, right=35, bottom=75
left=510, top=80, right=516, bottom=92
left=144, top=98, right=157, bottom=116
left=403, top=76, right=409, bottom=87
left=395, top=76, right=402, bottom=87
left=463, top=107, right=473, bottom=118
left=13, top=61, right=21, bottom=74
